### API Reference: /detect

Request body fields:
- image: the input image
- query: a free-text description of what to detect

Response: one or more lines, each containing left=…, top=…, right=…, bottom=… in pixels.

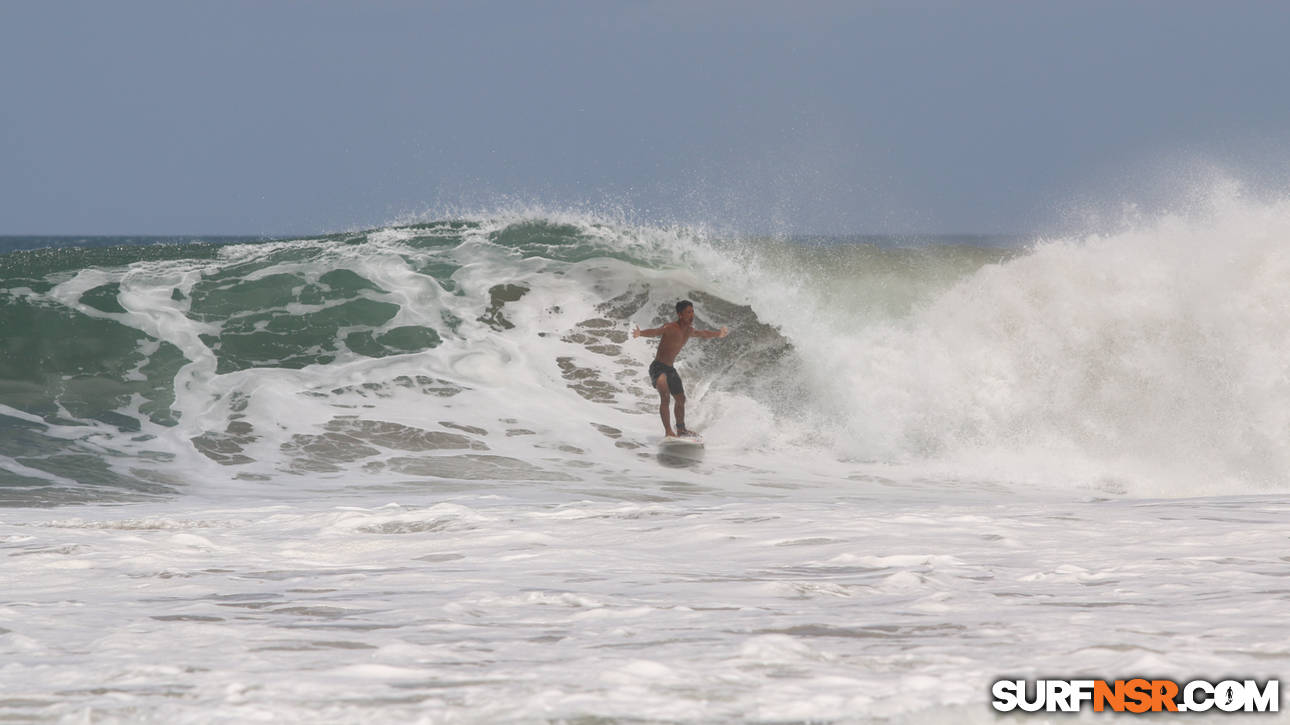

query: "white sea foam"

left=3, top=490, right=1288, bottom=722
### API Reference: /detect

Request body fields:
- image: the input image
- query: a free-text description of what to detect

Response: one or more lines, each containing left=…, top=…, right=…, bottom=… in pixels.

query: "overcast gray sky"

left=3, top=1, right=1288, bottom=235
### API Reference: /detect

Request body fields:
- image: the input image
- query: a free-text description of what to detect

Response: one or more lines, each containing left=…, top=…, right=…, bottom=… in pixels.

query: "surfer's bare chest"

left=654, top=323, right=693, bottom=365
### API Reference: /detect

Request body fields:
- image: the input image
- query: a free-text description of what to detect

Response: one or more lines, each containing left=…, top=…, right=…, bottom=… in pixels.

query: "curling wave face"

left=0, top=216, right=805, bottom=504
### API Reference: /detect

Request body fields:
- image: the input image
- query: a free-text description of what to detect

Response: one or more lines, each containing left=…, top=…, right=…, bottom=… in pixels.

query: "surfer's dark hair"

left=676, top=300, right=693, bottom=315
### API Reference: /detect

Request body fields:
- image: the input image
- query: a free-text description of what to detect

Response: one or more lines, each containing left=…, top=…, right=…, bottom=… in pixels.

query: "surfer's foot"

left=677, top=426, right=695, bottom=437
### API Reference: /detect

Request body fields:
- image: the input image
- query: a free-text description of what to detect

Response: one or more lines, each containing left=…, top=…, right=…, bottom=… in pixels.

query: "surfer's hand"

left=719, top=326, right=729, bottom=338
left=632, top=326, right=641, bottom=338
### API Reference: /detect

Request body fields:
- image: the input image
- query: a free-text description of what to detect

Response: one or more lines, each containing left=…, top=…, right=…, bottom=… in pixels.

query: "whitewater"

left=2, top=195, right=1289, bottom=722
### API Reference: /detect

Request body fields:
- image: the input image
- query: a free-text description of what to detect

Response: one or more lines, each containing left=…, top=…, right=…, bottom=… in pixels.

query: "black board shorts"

left=648, top=360, right=684, bottom=396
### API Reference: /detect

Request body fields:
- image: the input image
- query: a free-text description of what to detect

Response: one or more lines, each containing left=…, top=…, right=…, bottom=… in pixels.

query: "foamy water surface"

left=5, top=471, right=1288, bottom=723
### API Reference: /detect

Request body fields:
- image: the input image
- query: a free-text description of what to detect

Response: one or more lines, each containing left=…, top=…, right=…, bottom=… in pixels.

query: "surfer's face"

left=678, top=306, right=695, bottom=326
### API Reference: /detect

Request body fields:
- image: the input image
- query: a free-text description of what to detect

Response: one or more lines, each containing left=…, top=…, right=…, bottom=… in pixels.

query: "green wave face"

left=0, top=216, right=781, bottom=502
left=0, top=217, right=1024, bottom=505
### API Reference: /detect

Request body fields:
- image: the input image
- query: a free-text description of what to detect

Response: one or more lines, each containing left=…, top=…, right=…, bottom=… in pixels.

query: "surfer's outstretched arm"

left=694, top=326, right=730, bottom=339
left=633, top=325, right=664, bottom=338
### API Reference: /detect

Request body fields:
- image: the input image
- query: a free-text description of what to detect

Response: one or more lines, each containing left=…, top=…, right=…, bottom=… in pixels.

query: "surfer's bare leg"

left=655, top=374, right=676, bottom=437
left=673, top=394, right=687, bottom=434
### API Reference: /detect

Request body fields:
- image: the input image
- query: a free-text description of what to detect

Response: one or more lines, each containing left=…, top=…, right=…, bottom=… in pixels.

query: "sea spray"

left=803, top=193, right=1290, bottom=493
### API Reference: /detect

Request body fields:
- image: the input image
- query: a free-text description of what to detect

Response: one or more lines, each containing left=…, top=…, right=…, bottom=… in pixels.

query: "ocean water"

left=2, top=201, right=1289, bottom=722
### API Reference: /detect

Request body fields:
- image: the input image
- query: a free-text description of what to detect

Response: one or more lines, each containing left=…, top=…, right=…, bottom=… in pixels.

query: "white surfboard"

left=658, top=433, right=704, bottom=460
left=660, top=433, right=703, bottom=446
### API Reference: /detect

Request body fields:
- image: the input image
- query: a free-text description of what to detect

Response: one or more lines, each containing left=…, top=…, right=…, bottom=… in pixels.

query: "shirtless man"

left=631, top=300, right=729, bottom=438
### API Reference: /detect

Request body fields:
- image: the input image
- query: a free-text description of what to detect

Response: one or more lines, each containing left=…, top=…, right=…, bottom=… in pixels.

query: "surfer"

left=632, top=300, right=729, bottom=438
